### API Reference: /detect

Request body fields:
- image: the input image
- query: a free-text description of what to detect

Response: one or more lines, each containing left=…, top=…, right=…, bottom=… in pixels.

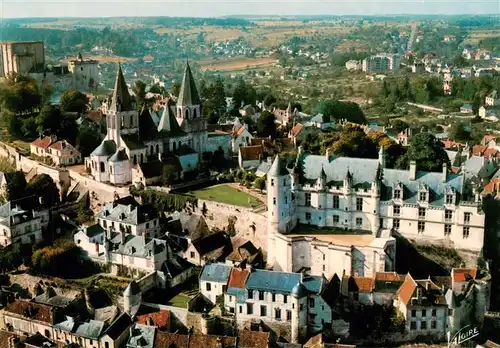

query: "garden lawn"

left=191, top=184, right=262, bottom=208
left=167, top=293, right=191, bottom=308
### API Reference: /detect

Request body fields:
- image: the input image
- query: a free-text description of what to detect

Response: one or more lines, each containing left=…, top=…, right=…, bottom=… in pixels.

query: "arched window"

left=156, top=144, right=160, bottom=154
left=100, top=162, right=105, bottom=172
left=193, top=108, right=197, bottom=118
left=185, top=108, right=190, bottom=119
left=130, top=115, right=133, bottom=127
left=150, top=145, right=153, bottom=154
left=173, top=142, right=176, bottom=152
left=133, top=155, right=137, bottom=165
left=140, top=154, right=144, bottom=163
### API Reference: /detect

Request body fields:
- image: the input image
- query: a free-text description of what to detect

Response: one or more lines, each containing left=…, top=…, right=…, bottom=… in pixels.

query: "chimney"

left=120, top=231, right=125, bottom=245
left=442, top=162, right=447, bottom=183
left=325, top=148, right=330, bottom=159
left=409, top=161, right=417, bottom=181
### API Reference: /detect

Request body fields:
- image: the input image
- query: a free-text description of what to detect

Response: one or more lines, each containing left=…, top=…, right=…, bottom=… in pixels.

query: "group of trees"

left=315, top=99, right=367, bottom=124
left=200, top=77, right=226, bottom=124
left=2, top=172, right=59, bottom=208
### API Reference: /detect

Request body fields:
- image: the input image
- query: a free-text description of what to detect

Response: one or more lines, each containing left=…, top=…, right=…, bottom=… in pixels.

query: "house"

left=100, top=312, right=133, bottom=348
left=132, top=155, right=181, bottom=187
left=2, top=300, right=55, bottom=338
left=225, top=236, right=263, bottom=268
left=232, top=123, right=254, bottom=153
left=479, top=105, right=500, bottom=121
left=185, top=231, right=232, bottom=266
left=135, top=306, right=170, bottom=331
left=394, top=274, right=448, bottom=340
left=31, top=135, right=81, bottom=166
left=155, top=331, right=237, bottom=348
left=462, top=155, right=498, bottom=185
left=0, top=196, right=49, bottom=247
left=460, top=104, right=473, bottom=114
left=397, top=128, right=418, bottom=146
left=305, top=114, right=335, bottom=130
left=53, top=317, right=106, bottom=348
left=126, top=324, right=156, bottom=348
left=273, top=103, right=294, bottom=127
left=486, top=91, right=500, bottom=106
left=161, top=255, right=197, bottom=288
left=238, top=145, right=264, bottom=169
left=255, top=157, right=274, bottom=178
left=200, top=262, right=232, bottom=304
left=345, top=60, right=361, bottom=72
left=239, top=105, right=256, bottom=118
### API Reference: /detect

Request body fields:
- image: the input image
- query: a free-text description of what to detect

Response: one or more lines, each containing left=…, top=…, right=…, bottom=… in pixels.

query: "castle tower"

left=123, top=280, right=142, bottom=318
left=106, top=64, right=137, bottom=147
left=378, top=146, right=386, bottom=168
left=176, top=61, right=207, bottom=155
left=290, top=282, right=307, bottom=344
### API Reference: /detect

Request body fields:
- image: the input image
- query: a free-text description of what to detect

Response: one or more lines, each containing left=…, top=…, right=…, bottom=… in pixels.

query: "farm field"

left=198, top=56, right=276, bottom=72
left=464, top=28, right=500, bottom=45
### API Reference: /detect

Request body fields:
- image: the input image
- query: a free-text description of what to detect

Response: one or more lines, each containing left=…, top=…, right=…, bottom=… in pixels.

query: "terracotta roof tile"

left=482, top=178, right=500, bottom=195
left=482, top=135, right=498, bottom=146
left=227, top=268, right=250, bottom=289
left=155, top=332, right=237, bottom=348
left=238, top=330, right=270, bottom=348
left=352, top=277, right=374, bottom=293
left=290, top=123, right=304, bottom=137
left=135, top=308, right=170, bottom=329
left=484, top=148, right=499, bottom=158
left=452, top=268, right=477, bottom=282
left=397, top=274, right=417, bottom=305
left=32, top=136, right=55, bottom=149
left=4, top=300, right=53, bottom=324
left=375, top=272, right=405, bottom=282
left=239, top=145, right=263, bottom=161
left=472, top=145, right=487, bottom=156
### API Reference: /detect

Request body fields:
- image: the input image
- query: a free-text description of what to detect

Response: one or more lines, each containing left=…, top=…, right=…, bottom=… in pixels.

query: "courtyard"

left=190, top=184, right=263, bottom=208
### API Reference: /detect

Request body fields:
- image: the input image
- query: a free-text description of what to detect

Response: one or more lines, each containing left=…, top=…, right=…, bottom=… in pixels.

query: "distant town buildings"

left=362, top=54, right=400, bottom=73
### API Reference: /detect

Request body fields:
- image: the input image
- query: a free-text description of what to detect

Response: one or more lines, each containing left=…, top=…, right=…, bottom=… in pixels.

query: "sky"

left=0, top=0, right=498, bottom=18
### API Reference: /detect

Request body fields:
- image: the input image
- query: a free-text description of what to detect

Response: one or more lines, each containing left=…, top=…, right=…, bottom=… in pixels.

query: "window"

left=393, top=205, right=401, bottom=216
left=286, top=310, right=292, bottom=321
left=418, top=208, right=426, bottom=218
left=411, top=310, right=417, bottom=317
left=410, top=321, right=417, bottom=330
left=444, top=224, right=451, bottom=236
left=445, top=210, right=453, bottom=222
left=432, top=309, right=436, bottom=317
left=393, top=219, right=400, bottom=231
left=332, top=214, right=339, bottom=224
left=259, top=291, right=264, bottom=301
left=247, top=303, right=253, bottom=315
left=273, top=197, right=276, bottom=205
left=300, top=304, right=304, bottom=311
left=333, top=195, right=340, bottom=209
left=356, top=198, right=363, bottom=211
left=239, top=306, right=242, bottom=314
left=419, top=191, right=427, bottom=202
left=418, top=221, right=425, bottom=233
left=248, top=290, right=253, bottom=299
left=464, top=212, right=471, bottom=224
left=394, top=188, right=401, bottom=200
left=260, top=305, right=267, bottom=317
left=305, top=193, right=311, bottom=206
left=271, top=179, right=274, bottom=187
left=306, top=212, right=311, bottom=221
left=283, top=295, right=288, bottom=303
left=446, top=194, right=454, bottom=205
left=146, top=222, right=150, bottom=228
left=190, top=251, right=195, bottom=258
left=308, top=298, right=315, bottom=308
left=206, top=283, right=211, bottom=291
left=275, top=308, right=281, bottom=320
left=356, top=217, right=362, bottom=227
left=229, top=307, right=235, bottom=313
left=422, top=309, right=427, bottom=317
left=421, top=321, right=427, bottom=330
left=463, top=227, right=470, bottom=238
left=272, top=293, right=276, bottom=302
left=431, top=321, right=437, bottom=329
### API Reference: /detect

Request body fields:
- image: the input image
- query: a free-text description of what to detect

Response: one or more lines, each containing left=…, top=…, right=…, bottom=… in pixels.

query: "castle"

left=266, top=147, right=485, bottom=277
left=86, top=62, right=230, bottom=185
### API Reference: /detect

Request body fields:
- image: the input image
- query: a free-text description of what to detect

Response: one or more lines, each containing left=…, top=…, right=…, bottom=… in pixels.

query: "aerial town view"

left=0, top=0, right=498, bottom=347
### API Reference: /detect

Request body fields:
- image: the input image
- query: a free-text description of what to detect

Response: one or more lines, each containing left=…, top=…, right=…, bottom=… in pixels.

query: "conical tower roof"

left=177, top=61, right=201, bottom=106
left=110, top=64, right=133, bottom=113
left=268, top=155, right=289, bottom=177
left=124, top=280, right=141, bottom=297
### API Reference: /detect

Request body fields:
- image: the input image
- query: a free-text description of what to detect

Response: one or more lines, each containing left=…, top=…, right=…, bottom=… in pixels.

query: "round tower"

left=290, top=282, right=308, bottom=344
left=123, top=280, right=142, bottom=318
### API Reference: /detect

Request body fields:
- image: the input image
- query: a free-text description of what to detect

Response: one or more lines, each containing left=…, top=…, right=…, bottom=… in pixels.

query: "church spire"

left=110, top=63, right=133, bottom=113
left=177, top=61, right=201, bottom=107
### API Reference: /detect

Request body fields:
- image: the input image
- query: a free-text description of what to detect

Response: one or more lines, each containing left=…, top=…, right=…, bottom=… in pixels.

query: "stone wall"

left=69, top=169, right=130, bottom=203
left=198, top=199, right=268, bottom=252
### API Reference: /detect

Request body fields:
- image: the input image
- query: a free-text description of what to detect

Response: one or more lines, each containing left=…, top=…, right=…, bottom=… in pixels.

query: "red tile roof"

left=482, top=135, right=498, bottom=146
left=135, top=308, right=170, bottom=329
left=239, top=145, right=263, bottom=161
left=452, top=268, right=477, bottom=282
left=352, top=277, right=374, bottom=293
left=155, top=332, right=237, bottom=348
left=227, top=268, right=250, bottom=289
left=484, top=148, right=499, bottom=158
left=290, top=123, right=304, bottom=137
left=441, top=139, right=465, bottom=149
left=238, top=330, right=270, bottom=348
left=397, top=274, right=417, bottom=305
left=482, top=178, right=500, bottom=196
left=4, top=300, right=53, bottom=324
left=472, top=145, right=487, bottom=156
left=32, top=136, right=55, bottom=149
left=375, top=272, right=405, bottom=282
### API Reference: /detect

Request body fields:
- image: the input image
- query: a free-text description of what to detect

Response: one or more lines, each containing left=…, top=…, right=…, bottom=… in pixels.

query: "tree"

left=60, top=89, right=88, bottom=114
left=396, top=132, right=450, bottom=172
left=257, top=111, right=277, bottom=138
left=132, top=80, right=147, bottom=109
left=391, top=119, right=409, bottom=133
left=28, top=174, right=60, bottom=208
left=316, top=100, right=366, bottom=124
left=448, top=122, right=472, bottom=142
left=171, top=82, right=181, bottom=98
left=4, top=171, right=28, bottom=201
left=76, top=125, right=102, bottom=157
left=36, top=105, right=63, bottom=137
left=254, top=177, right=265, bottom=192
left=162, top=164, right=178, bottom=186
left=332, top=125, right=377, bottom=159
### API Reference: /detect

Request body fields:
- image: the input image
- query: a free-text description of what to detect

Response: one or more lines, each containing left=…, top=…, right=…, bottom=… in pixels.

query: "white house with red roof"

left=30, top=135, right=81, bottom=166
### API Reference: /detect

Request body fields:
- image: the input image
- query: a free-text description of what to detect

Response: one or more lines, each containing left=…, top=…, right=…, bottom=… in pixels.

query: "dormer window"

left=394, top=188, right=402, bottom=200
left=446, top=194, right=454, bottom=205
left=445, top=187, right=456, bottom=205
left=418, top=184, right=429, bottom=203
left=419, top=192, right=427, bottom=202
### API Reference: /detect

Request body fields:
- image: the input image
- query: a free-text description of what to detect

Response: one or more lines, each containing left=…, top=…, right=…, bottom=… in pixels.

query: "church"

left=86, top=62, right=230, bottom=185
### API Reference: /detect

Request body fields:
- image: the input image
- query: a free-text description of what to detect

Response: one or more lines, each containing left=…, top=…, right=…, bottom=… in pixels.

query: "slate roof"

left=109, top=64, right=134, bottom=112
left=192, top=231, right=232, bottom=260
left=303, top=275, right=325, bottom=294
left=4, top=300, right=52, bottom=324
left=109, top=148, right=129, bottom=162
left=108, top=234, right=166, bottom=259
left=268, top=155, right=289, bottom=177
left=121, top=134, right=146, bottom=150
left=34, top=287, right=74, bottom=308
left=239, top=145, right=264, bottom=161
left=74, top=320, right=106, bottom=339
left=246, top=269, right=302, bottom=294
left=97, top=196, right=158, bottom=225
left=127, top=324, right=156, bottom=348
left=82, top=224, right=106, bottom=238
left=226, top=238, right=260, bottom=263
left=200, top=263, right=232, bottom=283
left=177, top=62, right=201, bottom=106
left=0, top=197, right=40, bottom=228
left=102, top=312, right=132, bottom=340
left=255, top=160, right=272, bottom=177
left=91, top=140, right=117, bottom=157
left=138, top=107, right=161, bottom=141
left=157, top=104, right=186, bottom=137
left=162, top=255, right=195, bottom=278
